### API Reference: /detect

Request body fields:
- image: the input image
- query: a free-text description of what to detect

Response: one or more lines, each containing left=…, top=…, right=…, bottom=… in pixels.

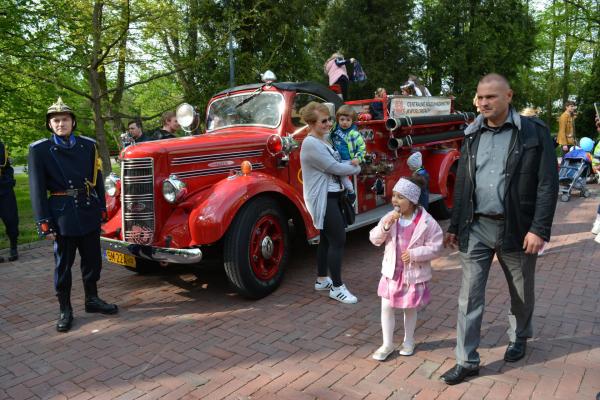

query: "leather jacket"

left=448, top=111, right=559, bottom=252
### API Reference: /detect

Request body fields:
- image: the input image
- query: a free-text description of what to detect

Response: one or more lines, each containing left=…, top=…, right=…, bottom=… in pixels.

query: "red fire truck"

left=101, top=73, right=474, bottom=298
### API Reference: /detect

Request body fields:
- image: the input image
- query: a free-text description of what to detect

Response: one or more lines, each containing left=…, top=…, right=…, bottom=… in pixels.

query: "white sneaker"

left=314, top=277, right=333, bottom=291
left=399, top=343, right=414, bottom=356
left=329, top=284, right=358, bottom=304
left=595, top=232, right=600, bottom=244
left=592, top=220, right=600, bottom=235
left=372, top=345, right=395, bottom=361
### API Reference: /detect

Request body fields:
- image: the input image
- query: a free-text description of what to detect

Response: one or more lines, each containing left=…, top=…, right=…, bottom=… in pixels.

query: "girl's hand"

left=383, top=210, right=401, bottom=230
left=401, top=250, right=410, bottom=264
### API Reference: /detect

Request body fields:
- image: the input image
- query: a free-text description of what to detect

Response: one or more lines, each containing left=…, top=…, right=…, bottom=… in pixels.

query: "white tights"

left=381, top=298, right=417, bottom=348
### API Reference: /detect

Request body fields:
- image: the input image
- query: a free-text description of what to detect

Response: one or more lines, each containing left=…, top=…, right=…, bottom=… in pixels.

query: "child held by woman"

left=330, top=105, right=366, bottom=204
left=369, top=176, right=443, bottom=360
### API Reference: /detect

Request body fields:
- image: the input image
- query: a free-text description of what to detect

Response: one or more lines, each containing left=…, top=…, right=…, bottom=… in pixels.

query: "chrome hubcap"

left=261, top=236, right=274, bottom=259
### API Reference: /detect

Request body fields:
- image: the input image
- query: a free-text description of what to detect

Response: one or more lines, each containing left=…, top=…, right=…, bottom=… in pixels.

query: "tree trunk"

left=545, top=0, right=557, bottom=128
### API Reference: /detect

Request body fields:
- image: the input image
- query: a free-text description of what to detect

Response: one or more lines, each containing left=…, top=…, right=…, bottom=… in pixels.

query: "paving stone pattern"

left=0, top=195, right=599, bottom=399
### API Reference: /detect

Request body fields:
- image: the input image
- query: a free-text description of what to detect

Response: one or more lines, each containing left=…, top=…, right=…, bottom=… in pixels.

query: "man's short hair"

left=128, top=120, right=141, bottom=129
left=161, top=111, right=176, bottom=126
left=564, top=100, right=576, bottom=108
left=479, top=73, right=511, bottom=89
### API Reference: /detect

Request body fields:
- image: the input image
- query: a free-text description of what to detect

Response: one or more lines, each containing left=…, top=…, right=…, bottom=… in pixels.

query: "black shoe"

left=56, top=309, right=73, bottom=332
left=504, top=341, right=527, bottom=362
left=85, top=296, right=118, bottom=314
left=440, top=364, right=479, bottom=385
left=8, top=248, right=18, bottom=262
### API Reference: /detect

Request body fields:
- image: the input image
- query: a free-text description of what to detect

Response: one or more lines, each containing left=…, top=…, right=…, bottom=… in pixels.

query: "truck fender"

left=423, top=149, right=460, bottom=198
left=185, top=172, right=315, bottom=245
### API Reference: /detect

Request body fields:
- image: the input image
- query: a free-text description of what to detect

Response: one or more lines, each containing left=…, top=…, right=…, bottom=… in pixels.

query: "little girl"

left=369, top=176, right=443, bottom=360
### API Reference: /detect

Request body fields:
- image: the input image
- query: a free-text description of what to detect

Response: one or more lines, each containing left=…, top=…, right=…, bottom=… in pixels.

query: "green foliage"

left=318, top=0, right=422, bottom=99
left=418, top=0, right=536, bottom=110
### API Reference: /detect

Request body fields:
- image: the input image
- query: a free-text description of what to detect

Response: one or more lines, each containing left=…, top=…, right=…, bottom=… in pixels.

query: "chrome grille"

left=121, top=158, right=155, bottom=244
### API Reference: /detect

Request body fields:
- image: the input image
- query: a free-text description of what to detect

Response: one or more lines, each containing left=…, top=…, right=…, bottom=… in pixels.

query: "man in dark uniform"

left=0, top=140, right=19, bottom=263
left=28, top=97, right=118, bottom=333
left=127, top=120, right=152, bottom=144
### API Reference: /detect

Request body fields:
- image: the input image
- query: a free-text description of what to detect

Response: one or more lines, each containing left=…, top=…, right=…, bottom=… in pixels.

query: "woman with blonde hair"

left=300, top=101, right=361, bottom=304
left=324, top=52, right=355, bottom=100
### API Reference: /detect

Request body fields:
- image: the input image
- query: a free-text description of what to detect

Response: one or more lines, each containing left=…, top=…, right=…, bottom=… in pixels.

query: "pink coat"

left=369, top=209, right=443, bottom=284
left=324, top=58, right=348, bottom=86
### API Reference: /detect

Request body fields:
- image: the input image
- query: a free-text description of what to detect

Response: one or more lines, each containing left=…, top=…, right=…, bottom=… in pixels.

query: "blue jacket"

left=28, top=135, right=106, bottom=237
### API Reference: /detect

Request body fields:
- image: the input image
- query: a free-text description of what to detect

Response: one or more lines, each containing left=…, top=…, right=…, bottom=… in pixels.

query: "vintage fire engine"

left=101, top=72, right=474, bottom=298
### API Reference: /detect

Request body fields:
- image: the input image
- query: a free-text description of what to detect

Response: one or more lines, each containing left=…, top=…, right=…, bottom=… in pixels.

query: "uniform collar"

left=52, top=133, right=77, bottom=149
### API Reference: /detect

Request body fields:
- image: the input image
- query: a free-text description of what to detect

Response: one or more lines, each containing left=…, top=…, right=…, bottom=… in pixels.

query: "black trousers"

left=335, top=75, right=349, bottom=101
left=54, top=229, right=102, bottom=295
left=317, top=193, right=347, bottom=287
left=0, top=189, right=19, bottom=245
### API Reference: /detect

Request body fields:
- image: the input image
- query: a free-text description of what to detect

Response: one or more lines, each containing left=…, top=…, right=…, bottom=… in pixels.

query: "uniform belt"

left=474, top=213, right=505, bottom=221
left=50, top=188, right=87, bottom=197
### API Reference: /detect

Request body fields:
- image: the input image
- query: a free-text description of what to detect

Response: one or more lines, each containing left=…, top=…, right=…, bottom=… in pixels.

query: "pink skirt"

left=377, top=274, right=430, bottom=309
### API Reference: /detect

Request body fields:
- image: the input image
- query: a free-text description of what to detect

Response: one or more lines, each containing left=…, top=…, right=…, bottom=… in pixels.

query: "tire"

left=560, top=193, right=570, bottom=202
left=429, top=162, right=458, bottom=220
left=582, top=189, right=591, bottom=198
left=223, top=197, right=289, bottom=299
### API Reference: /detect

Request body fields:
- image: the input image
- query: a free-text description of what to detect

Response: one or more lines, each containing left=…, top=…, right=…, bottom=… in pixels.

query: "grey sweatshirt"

left=300, top=135, right=361, bottom=229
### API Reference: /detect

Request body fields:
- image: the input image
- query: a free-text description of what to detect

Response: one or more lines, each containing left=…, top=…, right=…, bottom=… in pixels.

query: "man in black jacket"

left=440, top=74, right=558, bottom=385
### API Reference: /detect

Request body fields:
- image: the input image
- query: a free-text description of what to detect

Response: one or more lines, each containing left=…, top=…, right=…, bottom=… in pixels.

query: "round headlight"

left=162, top=174, right=187, bottom=204
left=104, top=172, right=120, bottom=197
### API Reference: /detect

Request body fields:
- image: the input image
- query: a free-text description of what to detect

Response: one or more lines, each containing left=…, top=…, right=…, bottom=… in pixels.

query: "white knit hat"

left=407, top=151, right=422, bottom=171
left=392, top=178, right=421, bottom=205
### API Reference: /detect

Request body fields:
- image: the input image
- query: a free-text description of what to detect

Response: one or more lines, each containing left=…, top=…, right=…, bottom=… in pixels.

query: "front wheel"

left=223, top=197, right=289, bottom=299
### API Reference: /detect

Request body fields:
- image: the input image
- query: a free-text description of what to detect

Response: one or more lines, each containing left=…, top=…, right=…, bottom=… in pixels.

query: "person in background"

left=369, top=88, right=387, bottom=120
left=557, top=101, right=577, bottom=155
left=407, top=151, right=430, bottom=210
left=127, top=120, right=152, bottom=144
left=370, top=176, right=443, bottom=360
left=153, top=111, right=180, bottom=140
left=299, top=102, right=361, bottom=304
left=324, top=52, right=355, bottom=101
left=520, top=107, right=541, bottom=118
left=0, top=139, right=19, bottom=263
left=591, top=115, right=600, bottom=244
left=407, top=74, right=432, bottom=97
left=441, top=74, right=558, bottom=385
left=330, top=105, right=366, bottom=204
left=28, top=97, right=118, bottom=333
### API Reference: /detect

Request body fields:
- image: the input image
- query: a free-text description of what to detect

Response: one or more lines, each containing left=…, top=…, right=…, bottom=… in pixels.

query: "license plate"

left=105, top=250, right=136, bottom=268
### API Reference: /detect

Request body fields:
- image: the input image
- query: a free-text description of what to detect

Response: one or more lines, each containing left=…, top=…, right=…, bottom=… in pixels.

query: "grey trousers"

left=456, top=216, right=537, bottom=368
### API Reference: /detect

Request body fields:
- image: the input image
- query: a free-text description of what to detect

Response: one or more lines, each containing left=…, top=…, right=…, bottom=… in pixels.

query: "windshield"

left=206, top=91, right=284, bottom=131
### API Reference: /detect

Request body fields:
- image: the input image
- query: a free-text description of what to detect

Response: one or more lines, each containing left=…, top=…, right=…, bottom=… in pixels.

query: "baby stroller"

left=558, top=148, right=592, bottom=202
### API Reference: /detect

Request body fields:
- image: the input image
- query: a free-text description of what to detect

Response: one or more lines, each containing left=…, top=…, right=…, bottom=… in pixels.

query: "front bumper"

left=100, top=237, right=203, bottom=264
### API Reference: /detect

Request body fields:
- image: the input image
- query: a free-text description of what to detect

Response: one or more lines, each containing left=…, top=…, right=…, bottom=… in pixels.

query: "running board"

left=307, top=193, right=444, bottom=244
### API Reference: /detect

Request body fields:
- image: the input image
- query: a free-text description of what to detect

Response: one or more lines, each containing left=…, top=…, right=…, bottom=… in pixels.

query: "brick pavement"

left=0, top=193, right=599, bottom=400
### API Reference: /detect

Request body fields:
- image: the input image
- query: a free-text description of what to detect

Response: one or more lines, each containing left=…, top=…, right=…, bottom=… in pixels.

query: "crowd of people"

left=0, top=67, right=598, bottom=388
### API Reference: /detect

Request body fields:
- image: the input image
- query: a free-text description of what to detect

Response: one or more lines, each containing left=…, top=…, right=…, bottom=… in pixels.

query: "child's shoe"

left=314, top=277, right=333, bottom=291
left=592, top=217, right=600, bottom=235
left=372, top=345, right=395, bottom=361
left=399, top=342, right=414, bottom=356
left=329, top=284, right=358, bottom=304
left=347, top=191, right=357, bottom=206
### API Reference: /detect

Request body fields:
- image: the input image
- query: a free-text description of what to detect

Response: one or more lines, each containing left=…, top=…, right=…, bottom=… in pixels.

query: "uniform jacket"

left=557, top=111, right=576, bottom=146
left=369, top=208, right=443, bottom=284
left=330, top=123, right=366, bottom=162
left=448, top=111, right=559, bottom=252
left=28, top=135, right=106, bottom=237
left=0, top=141, right=16, bottom=195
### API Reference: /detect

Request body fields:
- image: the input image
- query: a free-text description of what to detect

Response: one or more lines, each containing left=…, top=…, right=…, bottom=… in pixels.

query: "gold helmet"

left=46, top=97, right=76, bottom=132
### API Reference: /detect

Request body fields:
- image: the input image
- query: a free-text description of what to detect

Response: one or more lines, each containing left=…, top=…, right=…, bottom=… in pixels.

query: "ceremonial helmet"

left=46, top=97, right=76, bottom=132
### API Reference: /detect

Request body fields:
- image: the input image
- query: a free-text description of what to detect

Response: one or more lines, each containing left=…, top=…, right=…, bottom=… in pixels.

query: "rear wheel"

left=429, top=163, right=457, bottom=220
left=223, top=197, right=289, bottom=299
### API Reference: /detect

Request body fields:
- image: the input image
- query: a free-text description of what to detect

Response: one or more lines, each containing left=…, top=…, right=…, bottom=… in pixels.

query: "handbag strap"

left=323, top=142, right=345, bottom=191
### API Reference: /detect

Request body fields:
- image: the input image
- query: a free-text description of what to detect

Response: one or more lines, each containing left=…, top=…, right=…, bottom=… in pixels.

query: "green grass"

left=0, top=173, right=39, bottom=249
